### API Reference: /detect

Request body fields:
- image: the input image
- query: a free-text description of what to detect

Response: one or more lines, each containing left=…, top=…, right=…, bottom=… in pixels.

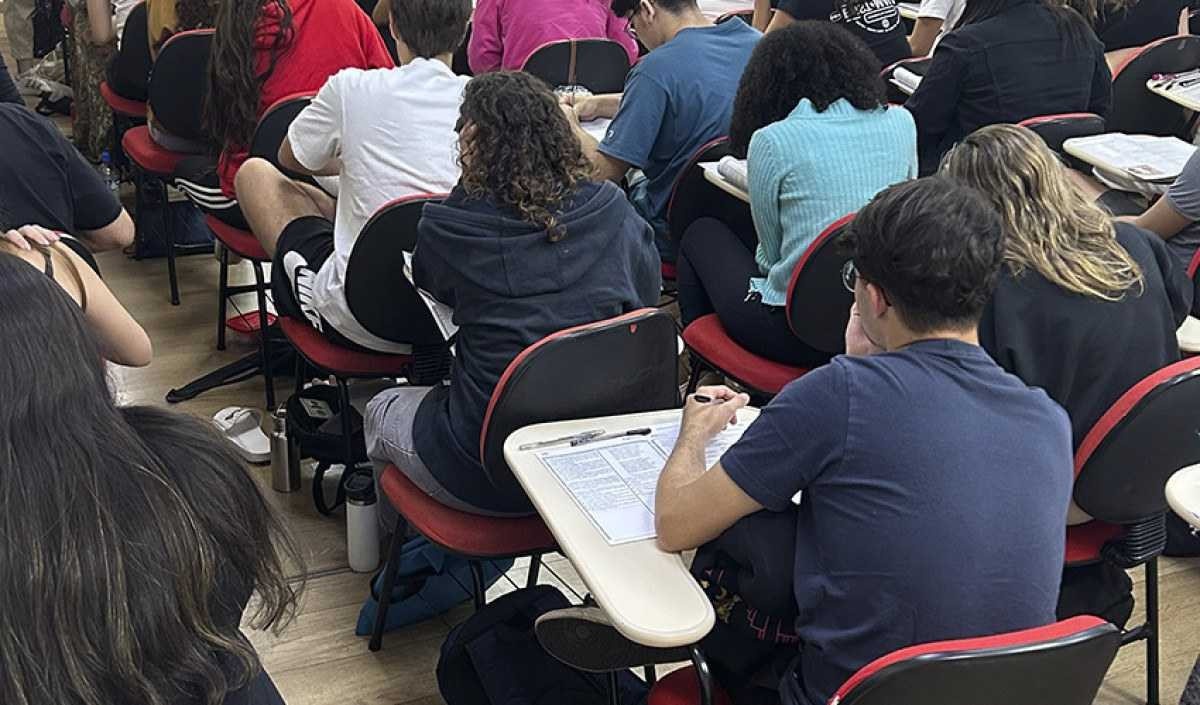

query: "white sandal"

left=213, top=406, right=271, bottom=464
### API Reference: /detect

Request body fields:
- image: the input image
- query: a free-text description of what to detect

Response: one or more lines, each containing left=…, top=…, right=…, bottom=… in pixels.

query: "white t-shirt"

left=287, top=58, right=467, bottom=352
left=917, top=0, right=965, bottom=51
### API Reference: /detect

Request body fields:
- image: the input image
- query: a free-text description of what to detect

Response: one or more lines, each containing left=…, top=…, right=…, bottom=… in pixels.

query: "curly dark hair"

left=728, top=21, right=885, bottom=157
left=204, top=0, right=295, bottom=153
left=457, top=71, right=594, bottom=242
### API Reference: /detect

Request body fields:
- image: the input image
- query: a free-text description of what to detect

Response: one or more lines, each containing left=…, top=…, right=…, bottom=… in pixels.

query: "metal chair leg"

left=216, top=245, right=229, bottom=350
left=252, top=262, right=275, bottom=410
left=607, top=671, right=620, bottom=705
left=643, top=665, right=657, bottom=686
left=685, top=354, right=705, bottom=394
left=368, top=527, right=407, bottom=652
left=162, top=179, right=180, bottom=306
left=690, top=645, right=715, bottom=705
left=469, top=560, right=486, bottom=611
left=527, top=552, right=542, bottom=586
left=1147, top=558, right=1160, bottom=705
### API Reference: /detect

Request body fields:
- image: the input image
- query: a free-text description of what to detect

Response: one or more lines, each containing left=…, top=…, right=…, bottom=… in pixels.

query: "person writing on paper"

left=905, top=0, right=1111, bottom=174
left=944, top=124, right=1190, bottom=628
left=364, top=72, right=661, bottom=523
left=562, top=0, right=760, bottom=262
left=236, top=0, right=470, bottom=354
left=655, top=177, right=1072, bottom=705
left=467, top=0, right=639, bottom=74
left=909, top=0, right=966, bottom=55
left=678, top=22, right=916, bottom=368
left=1130, top=149, right=1200, bottom=266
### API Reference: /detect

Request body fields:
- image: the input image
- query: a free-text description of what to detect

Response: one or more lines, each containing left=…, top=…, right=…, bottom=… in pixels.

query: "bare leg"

left=235, top=157, right=337, bottom=257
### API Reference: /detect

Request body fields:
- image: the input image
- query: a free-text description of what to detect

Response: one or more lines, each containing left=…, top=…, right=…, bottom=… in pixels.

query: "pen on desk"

left=518, top=429, right=605, bottom=451
left=570, top=427, right=653, bottom=446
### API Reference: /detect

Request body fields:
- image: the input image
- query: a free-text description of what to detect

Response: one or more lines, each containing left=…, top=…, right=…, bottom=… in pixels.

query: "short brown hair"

left=390, top=0, right=470, bottom=58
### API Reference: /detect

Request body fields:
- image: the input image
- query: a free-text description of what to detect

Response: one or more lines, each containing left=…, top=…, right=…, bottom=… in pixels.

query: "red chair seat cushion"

left=1065, top=521, right=1125, bottom=565
left=379, top=465, right=557, bottom=557
left=648, top=667, right=733, bottom=705
left=100, top=81, right=147, bottom=118
left=682, top=314, right=807, bottom=394
left=205, top=215, right=270, bottom=261
left=278, top=317, right=412, bottom=377
left=121, top=125, right=186, bottom=175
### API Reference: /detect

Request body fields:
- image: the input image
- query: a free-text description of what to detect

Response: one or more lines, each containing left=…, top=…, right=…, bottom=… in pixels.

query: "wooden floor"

left=6, top=14, right=1200, bottom=705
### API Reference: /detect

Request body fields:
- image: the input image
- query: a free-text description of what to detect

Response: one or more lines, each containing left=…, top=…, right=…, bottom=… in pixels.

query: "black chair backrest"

left=836, top=617, right=1120, bottom=705
left=110, top=1, right=151, bottom=100
left=147, top=29, right=213, bottom=143
left=479, top=309, right=680, bottom=507
left=453, top=21, right=473, bottom=76
left=521, top=39, right=630, bottom=94
left=1019, top=113, right=1107, bottom=154
left=1074, top=356, right=1200, bottom=523
left=715, top=9, right=754, bottom=23
left=786, top=215, right=855, bottom=356
left=248, top=93, right=313, bottom=178
left=1109, top=35, right=1200, bottom=137
left=666, top=138, right=755, bottom=245
left=343, top=195, right=448, bottom=346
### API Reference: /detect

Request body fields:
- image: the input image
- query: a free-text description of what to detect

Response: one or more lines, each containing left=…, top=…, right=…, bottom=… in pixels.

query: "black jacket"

left=979, top=223, right=1191, bottom=448
left=410, top=180, right=662, bottom=514
left=906, top=0, right=1111, bottom=174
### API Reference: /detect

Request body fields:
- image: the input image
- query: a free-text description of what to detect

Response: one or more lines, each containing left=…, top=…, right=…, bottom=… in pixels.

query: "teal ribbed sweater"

left=748, top=99, right=918, bottom=305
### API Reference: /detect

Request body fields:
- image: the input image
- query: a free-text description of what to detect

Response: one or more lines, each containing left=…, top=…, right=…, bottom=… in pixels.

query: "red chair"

left=120, top=28, right=213, bottom=305
left=520, top=38, right=631, bottom=94
left=664, top=137, right=756, bottom=296
left=369, top=307, right=681, bottom=651
left=281, top=194, right=449, bottom=514
left=1067, top=355, right=1200, bottom=705
left=682, top=214, right=855, bottom=396
left=1019, top=112, right=1106, bottom=151
left=1109, top=35, right=1200, bottom=138
left=651, top=616, right=1120, bottom=705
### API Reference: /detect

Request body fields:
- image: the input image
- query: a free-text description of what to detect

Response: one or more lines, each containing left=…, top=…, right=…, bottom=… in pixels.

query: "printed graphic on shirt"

left=829, top=0, right=901, bottom=34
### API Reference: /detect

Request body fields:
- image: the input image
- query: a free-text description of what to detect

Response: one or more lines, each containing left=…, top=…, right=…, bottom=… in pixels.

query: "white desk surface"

left=1179, top=316, right=1200, bottom=353
left=703, top=165, right=750, bottom=203
left=1167, top=464, right=1200, bottom=530
left=1147, top=80, right=1200, bottom=112
left=698, top=0, right=753, bottom=19
left=504, top=407, right=760, bottom=648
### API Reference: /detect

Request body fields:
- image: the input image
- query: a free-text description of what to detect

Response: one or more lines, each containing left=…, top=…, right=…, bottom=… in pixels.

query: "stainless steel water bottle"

left=345, top=469, right=380, bottom=573
left=270, top=407, right=300, bottom=492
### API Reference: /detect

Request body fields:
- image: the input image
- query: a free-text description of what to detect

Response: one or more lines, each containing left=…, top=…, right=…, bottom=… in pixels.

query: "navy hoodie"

left=410, top=180, right=662, bottom=515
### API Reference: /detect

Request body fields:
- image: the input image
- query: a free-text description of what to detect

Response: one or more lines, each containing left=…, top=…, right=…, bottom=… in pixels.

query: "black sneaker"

left=535, top=606, right=690, bottom=673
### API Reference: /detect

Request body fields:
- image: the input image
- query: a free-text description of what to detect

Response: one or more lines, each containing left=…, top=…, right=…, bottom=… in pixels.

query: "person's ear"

left=639, top=0, right=655, bottom=24
left=865, top=281, right=889, bottom=318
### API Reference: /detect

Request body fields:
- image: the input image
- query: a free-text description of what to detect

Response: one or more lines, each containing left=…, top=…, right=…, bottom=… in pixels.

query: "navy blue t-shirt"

left=721, top=340, right=1072, bottom=705
left=598, top=19, right=760, bottom=224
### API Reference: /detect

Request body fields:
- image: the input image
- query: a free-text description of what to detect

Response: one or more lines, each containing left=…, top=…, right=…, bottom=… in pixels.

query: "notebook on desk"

left=890, top=66, right=923, bottom=96
left=700, top=156, right=749, bottom=197
left=1064, top=133, right=1196, bottom=183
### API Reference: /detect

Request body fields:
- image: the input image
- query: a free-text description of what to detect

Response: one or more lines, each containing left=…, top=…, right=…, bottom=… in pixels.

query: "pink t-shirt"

left=467, top=0, right=639, bottom=74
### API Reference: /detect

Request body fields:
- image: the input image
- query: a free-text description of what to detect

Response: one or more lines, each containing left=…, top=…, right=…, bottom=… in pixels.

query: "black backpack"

left=437, top=586, right=648, bottom=705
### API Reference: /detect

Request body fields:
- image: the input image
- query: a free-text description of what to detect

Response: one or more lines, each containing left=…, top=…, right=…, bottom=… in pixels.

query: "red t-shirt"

left=217, top=0, right=393, bottom=197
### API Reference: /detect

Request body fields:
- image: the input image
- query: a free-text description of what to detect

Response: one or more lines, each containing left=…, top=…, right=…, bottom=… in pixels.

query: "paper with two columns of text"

left=535, top=422, right=748, bottom=545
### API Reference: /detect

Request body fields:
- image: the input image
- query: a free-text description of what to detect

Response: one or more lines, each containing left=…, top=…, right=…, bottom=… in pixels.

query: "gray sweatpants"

left=2, top=0, right=36, bottom=71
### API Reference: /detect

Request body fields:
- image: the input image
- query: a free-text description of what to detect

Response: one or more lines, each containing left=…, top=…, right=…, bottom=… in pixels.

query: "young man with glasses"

left=653, top=176, right=1074, bottom=705
left=560, top=0, right=760, bottom=262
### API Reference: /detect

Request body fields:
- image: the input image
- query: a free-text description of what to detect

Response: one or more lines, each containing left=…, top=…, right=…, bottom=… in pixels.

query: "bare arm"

left=655, top=387, right=762, bottom=552
left=1133, top=196, right=1193, bottom=241
left=561, top=102, right=631, bottom=183
left=752, top=0, right=773, bottom=30
left=79, top=209, right=135, bottom=252
left=86, top=0, right=116, bottom=44
left=371, top=0, right=390, bottom=26
left=279, top=138, right=341, bottom=177
left=765, top=8, right=795, bottom=32
left=908, top=17, right=944, bottom=57
left=56, top=243, right=153, bottom=366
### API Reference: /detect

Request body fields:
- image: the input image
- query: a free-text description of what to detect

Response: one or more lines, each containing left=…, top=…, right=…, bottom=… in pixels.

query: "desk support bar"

left=690, top=645, right=715, bottom=705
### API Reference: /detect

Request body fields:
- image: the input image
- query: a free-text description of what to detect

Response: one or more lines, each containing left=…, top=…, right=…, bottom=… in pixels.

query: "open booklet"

left=1064, top=133, right=1196, bottom=183
left=890, top=67, right=922, bottom=96
left=699, top=156, right=749, bottom=197
left=401, top=251, right=458, bottom=342
left=534, top=421, right=750, bottom=546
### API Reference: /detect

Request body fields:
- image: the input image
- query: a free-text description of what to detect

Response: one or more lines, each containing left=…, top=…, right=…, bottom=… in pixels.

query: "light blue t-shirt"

left=748, top=99, right=917, bottom=306
left=598, top=20, right=761, bottom=226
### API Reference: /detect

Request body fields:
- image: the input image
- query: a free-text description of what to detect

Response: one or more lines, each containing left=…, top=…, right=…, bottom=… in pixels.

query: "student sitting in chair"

left=1064, top=0, right=1189, bottom=57
left=944, top=123, right=1191, bottom=628
left=757, top=0, right=912, bottom=65
left=905, top=0, right=1111, bottom=174
left=237, top=0, right=469, bottom=354
left=908, top=0, right=966, bottom=55
left=1129, top=148, right=1200, bottom=266
left=654, top=177, right=1072, bottom=705
left=562, top=0, right=760, bottom=261
left=677, top=22, right=916, bottom=368
left=178, top=0, right=393, bottom=229
left=468, top=0, right=639, bottom=74
left=365, top=71, right=661, bottom=521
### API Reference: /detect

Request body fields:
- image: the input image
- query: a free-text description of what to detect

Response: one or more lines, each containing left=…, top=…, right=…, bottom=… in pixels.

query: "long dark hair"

left=0, top=252, right=302, bottom=705
left=457, top=71, right=594, bottom=241
left=728, top=22, right=885, bottom=157
left=204, top=0, right=294, bottom=151
left=956, top=0, right=1095, bottom=45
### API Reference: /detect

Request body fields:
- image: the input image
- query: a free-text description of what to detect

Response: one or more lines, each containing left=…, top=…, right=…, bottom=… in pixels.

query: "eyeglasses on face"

left=841, top=260, right=858, bottom=293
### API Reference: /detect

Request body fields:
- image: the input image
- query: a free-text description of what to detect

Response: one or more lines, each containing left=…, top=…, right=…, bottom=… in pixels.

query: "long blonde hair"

left=941, top=124, right=1143, bottom=301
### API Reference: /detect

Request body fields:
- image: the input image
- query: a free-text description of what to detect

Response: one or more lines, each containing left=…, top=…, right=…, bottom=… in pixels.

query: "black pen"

left=570, top=427, right=652, bottom=446
left=691, top=394, right=723, bottom=403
